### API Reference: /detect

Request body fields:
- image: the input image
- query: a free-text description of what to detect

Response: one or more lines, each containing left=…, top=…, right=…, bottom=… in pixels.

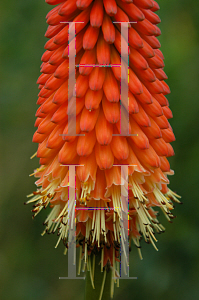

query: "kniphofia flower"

left=27, top=0, right=181, bottom=298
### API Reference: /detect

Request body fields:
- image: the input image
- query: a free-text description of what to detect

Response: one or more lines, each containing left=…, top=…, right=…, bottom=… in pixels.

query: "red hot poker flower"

left=27, top=0, right=181, bottom=298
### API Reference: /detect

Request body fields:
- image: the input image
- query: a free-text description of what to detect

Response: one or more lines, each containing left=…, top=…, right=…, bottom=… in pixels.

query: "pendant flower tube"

left=27, top=0, right=181, bottom=298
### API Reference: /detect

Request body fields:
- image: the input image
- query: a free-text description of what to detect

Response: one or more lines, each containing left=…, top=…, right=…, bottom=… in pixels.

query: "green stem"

left=85, top=253, right=112, bottom=300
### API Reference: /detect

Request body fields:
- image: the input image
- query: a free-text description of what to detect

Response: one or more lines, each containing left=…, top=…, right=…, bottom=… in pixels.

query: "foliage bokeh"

left=1, top=0, right=199, bottom=299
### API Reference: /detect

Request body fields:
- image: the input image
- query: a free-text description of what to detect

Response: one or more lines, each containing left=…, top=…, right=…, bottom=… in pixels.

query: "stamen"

left=99, top=269, right=106, bottom=300
left=78, top=246, right=82, bottom=275
left=88, top=256, right=95, bottom=289
left=54, top=203, right=68, bottom=222
left=30, top=152, right=37, bottom=159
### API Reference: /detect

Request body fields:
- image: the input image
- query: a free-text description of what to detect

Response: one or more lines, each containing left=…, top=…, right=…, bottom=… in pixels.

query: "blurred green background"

left=1, top=0, right=199, bottom=299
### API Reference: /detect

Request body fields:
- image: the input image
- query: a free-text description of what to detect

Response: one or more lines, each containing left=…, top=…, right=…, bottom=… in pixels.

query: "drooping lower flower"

left=27, top=0, right=181, bottom=298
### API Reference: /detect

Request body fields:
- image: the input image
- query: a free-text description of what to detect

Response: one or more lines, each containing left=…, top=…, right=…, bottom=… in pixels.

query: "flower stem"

left=85, top=253, right=112, bottom=300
